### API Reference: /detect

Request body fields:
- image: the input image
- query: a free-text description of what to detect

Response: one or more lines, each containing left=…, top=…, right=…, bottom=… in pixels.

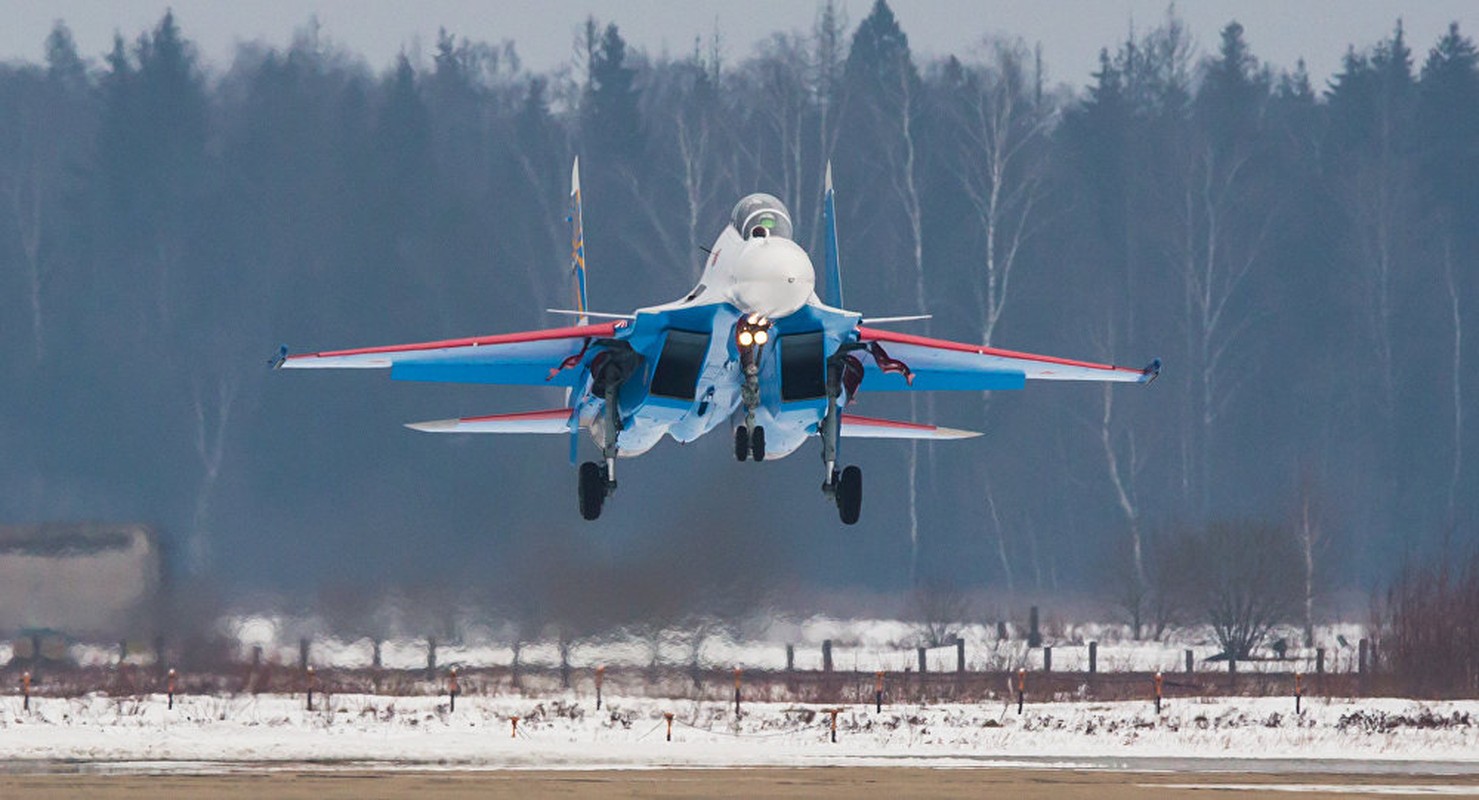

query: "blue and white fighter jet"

left=276, top=159, right=1159, bottom=523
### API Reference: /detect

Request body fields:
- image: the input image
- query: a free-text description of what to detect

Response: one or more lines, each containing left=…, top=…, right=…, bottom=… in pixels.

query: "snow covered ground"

left=1, top=692, right=1473, bottom=771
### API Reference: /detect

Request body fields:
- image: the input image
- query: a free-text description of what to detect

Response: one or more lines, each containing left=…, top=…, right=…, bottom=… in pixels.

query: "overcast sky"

left=1, top=1, right=1473, bottom=89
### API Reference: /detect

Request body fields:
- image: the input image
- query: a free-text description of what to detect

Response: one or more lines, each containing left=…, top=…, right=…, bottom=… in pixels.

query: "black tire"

left=734, top=426, right=750, bottom=462
left=578, top=461, right=605, bottom=520
left=751, top=426, right=766, bottom=462
left=836, top=465, right=862, bottom=525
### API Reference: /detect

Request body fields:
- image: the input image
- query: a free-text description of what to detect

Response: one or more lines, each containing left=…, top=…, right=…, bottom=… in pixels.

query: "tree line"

left=0, top=3, right=1474, bottom=608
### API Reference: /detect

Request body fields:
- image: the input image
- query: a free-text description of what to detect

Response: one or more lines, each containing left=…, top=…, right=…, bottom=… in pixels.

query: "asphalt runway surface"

left=4, top=766, right=1479, bottom=799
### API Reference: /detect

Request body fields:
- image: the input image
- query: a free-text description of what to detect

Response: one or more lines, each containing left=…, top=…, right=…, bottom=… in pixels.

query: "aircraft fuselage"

left=583, top=196, right=857, bottom=461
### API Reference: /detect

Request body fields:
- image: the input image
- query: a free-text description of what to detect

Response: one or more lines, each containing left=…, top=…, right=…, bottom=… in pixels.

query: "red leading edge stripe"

left=855, top=326, right=1140, bottom=373
left=840, top=413, right=937, bottom=431
left=286, top=322, right=621, bottom=360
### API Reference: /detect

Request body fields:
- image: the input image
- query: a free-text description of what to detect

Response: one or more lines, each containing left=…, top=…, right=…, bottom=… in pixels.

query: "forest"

left=1, top=2, right=1475, bottom=621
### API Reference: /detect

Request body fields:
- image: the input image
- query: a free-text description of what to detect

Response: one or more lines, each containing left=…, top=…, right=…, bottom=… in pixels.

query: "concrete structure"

left=0, top=523, right=163, bottom=639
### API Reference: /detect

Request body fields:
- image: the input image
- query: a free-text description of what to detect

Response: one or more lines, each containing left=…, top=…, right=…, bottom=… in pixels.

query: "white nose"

left=730, top=238, right=816, bottom=318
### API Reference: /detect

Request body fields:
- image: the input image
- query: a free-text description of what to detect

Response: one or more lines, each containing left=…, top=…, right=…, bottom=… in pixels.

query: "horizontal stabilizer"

left=839, top=413, right=981, bottom=440
left=546, top=308, right=636, bottom=321
left=406, top=408, right=574, bottom=434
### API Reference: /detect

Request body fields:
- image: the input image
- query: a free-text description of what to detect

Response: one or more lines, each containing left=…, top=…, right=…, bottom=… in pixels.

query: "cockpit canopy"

left=730, top=193, right=793, bottom=241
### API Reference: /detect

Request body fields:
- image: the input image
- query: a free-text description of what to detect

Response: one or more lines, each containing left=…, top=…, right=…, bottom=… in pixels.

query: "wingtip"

left=825, top=160, right=833, bottom=192
left=405, top=418, right=458, bottom=433
left=269, top=344, right=288, bottom=370
left=1142, top=358, right=1162, bottom=384
left=941, top=427, right=984, bottom=440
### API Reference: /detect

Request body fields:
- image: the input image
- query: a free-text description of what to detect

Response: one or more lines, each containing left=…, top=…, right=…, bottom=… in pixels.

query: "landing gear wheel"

left=750, top=426, right=766, bottom=462
left=836, top=465, right=862, bottom=525
left=734, top=426, right=750, bottom=462
left=578, top=461, right=607, bottom=520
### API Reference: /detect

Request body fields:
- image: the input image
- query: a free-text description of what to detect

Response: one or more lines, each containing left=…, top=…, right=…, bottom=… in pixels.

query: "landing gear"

left=818, top=348, right=861, bottom=523
left=734, top=425, right=767, bottom=461
left=578, top=461, right=610, bottom=520
left=835, top=465, right=862, bottom=525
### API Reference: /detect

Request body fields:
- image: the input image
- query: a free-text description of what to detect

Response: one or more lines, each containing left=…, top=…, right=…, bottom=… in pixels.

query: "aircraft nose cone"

left=731, top=239, right=815, bottom=318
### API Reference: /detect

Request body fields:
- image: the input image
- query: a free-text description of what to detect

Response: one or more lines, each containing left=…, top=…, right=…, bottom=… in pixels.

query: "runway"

left=5, top=765, right=1478, bottom=799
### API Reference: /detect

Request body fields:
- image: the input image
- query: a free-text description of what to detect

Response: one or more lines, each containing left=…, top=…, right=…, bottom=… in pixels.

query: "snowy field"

left=1, top=692, right=1474, bottom=771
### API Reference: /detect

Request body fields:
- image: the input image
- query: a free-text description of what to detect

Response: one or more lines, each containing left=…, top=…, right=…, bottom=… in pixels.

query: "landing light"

left=738, top=330, right=754, bottom=347
left=754, top=330, right=769, bottom=345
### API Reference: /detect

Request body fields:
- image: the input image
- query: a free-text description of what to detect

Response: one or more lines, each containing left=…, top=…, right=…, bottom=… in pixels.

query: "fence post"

left=956, top=638, right=966, bottom=674
left=305, top=666, right=315, bottom=712
left=167, top=668, right=176, bottom=710
left=1027, top=606, right=1042, bottom=648
left=1154, top=671, right=1163, bottom=714
left=595, top=665, right=605, bottom=711
left=733, top=668, right=742, bottom=717
left=1043, top=646, right=1052, bottom=673
left=1016, top=668, right=1026, bottom=714
left=1185, top=649, right=1194, bottom=673
left=1358, top=638, right=1369, bottom=675
left=875, top=671, right=884, bottom=713
left=1316, top=648, right=1325, bottom=675
left=1294, top=672, right=1303, bottom=715
left=822, top=640, right=833, bottom=673
left=447, top=668, right=459, bottom=713
left=1088, top=642, right=1098, bottom=675
left=785, top=644, right=795, bottom=672
left=427, top=636, right=438, bottom=677
left=299, top=637, right=310, bottom=671
left=996, top=621, right=1007, bottom=640
left=917, top=647, right=927, bottom=674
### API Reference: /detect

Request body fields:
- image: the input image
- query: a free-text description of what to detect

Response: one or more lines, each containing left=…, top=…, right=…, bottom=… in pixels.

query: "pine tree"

left=583, top=23, right=642, bottom=165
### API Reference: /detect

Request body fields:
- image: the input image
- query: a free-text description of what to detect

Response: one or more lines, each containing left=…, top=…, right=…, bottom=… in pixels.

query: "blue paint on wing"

left=392, top=361, right=583, bottom=387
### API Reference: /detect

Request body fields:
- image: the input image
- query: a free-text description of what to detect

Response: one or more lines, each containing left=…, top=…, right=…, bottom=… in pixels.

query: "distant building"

left=0, top=523, right=163, bottom=639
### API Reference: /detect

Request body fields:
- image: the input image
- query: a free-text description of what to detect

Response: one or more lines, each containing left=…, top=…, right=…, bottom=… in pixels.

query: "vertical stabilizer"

left=822, top=161, right=844, bottom=308
left=567, top=157, right=588, bottom=460
left=569, top=157, right=589, bottom=326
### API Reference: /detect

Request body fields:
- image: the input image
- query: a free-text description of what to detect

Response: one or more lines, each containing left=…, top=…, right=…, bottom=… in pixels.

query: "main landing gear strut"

left=820, top=349, right=863, bottom=525
left=578, top=342, right=637, bottom=521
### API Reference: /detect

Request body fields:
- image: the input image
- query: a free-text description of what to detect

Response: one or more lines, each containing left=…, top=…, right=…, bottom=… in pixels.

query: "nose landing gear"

left=733, top=425, right=767, bottom=462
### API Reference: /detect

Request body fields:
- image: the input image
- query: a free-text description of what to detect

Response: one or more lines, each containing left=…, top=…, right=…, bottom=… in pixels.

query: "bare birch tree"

left=951, top=39, right=1053, bottom=350
left=189, top=373, right=239, bottom=572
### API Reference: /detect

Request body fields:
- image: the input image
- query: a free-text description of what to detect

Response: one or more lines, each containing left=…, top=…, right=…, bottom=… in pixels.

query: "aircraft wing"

left=277, top=321, right=621, bottom=388
left=840, top=413, right=980, bottom=440
left=853, top=326, right=1159, bottom=392
left=405, top=408, right=575, bottom=434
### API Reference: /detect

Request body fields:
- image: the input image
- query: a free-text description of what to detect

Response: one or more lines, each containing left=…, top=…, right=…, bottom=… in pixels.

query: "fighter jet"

left=276, top=159, right=1159, bottom=523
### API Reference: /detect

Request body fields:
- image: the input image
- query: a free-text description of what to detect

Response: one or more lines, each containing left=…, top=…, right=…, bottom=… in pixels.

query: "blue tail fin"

left=569, top=157, right=589, bottom=326
left=822, top=161, right=844, bottom=308
left=568, top=157, right=588, bottom=465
